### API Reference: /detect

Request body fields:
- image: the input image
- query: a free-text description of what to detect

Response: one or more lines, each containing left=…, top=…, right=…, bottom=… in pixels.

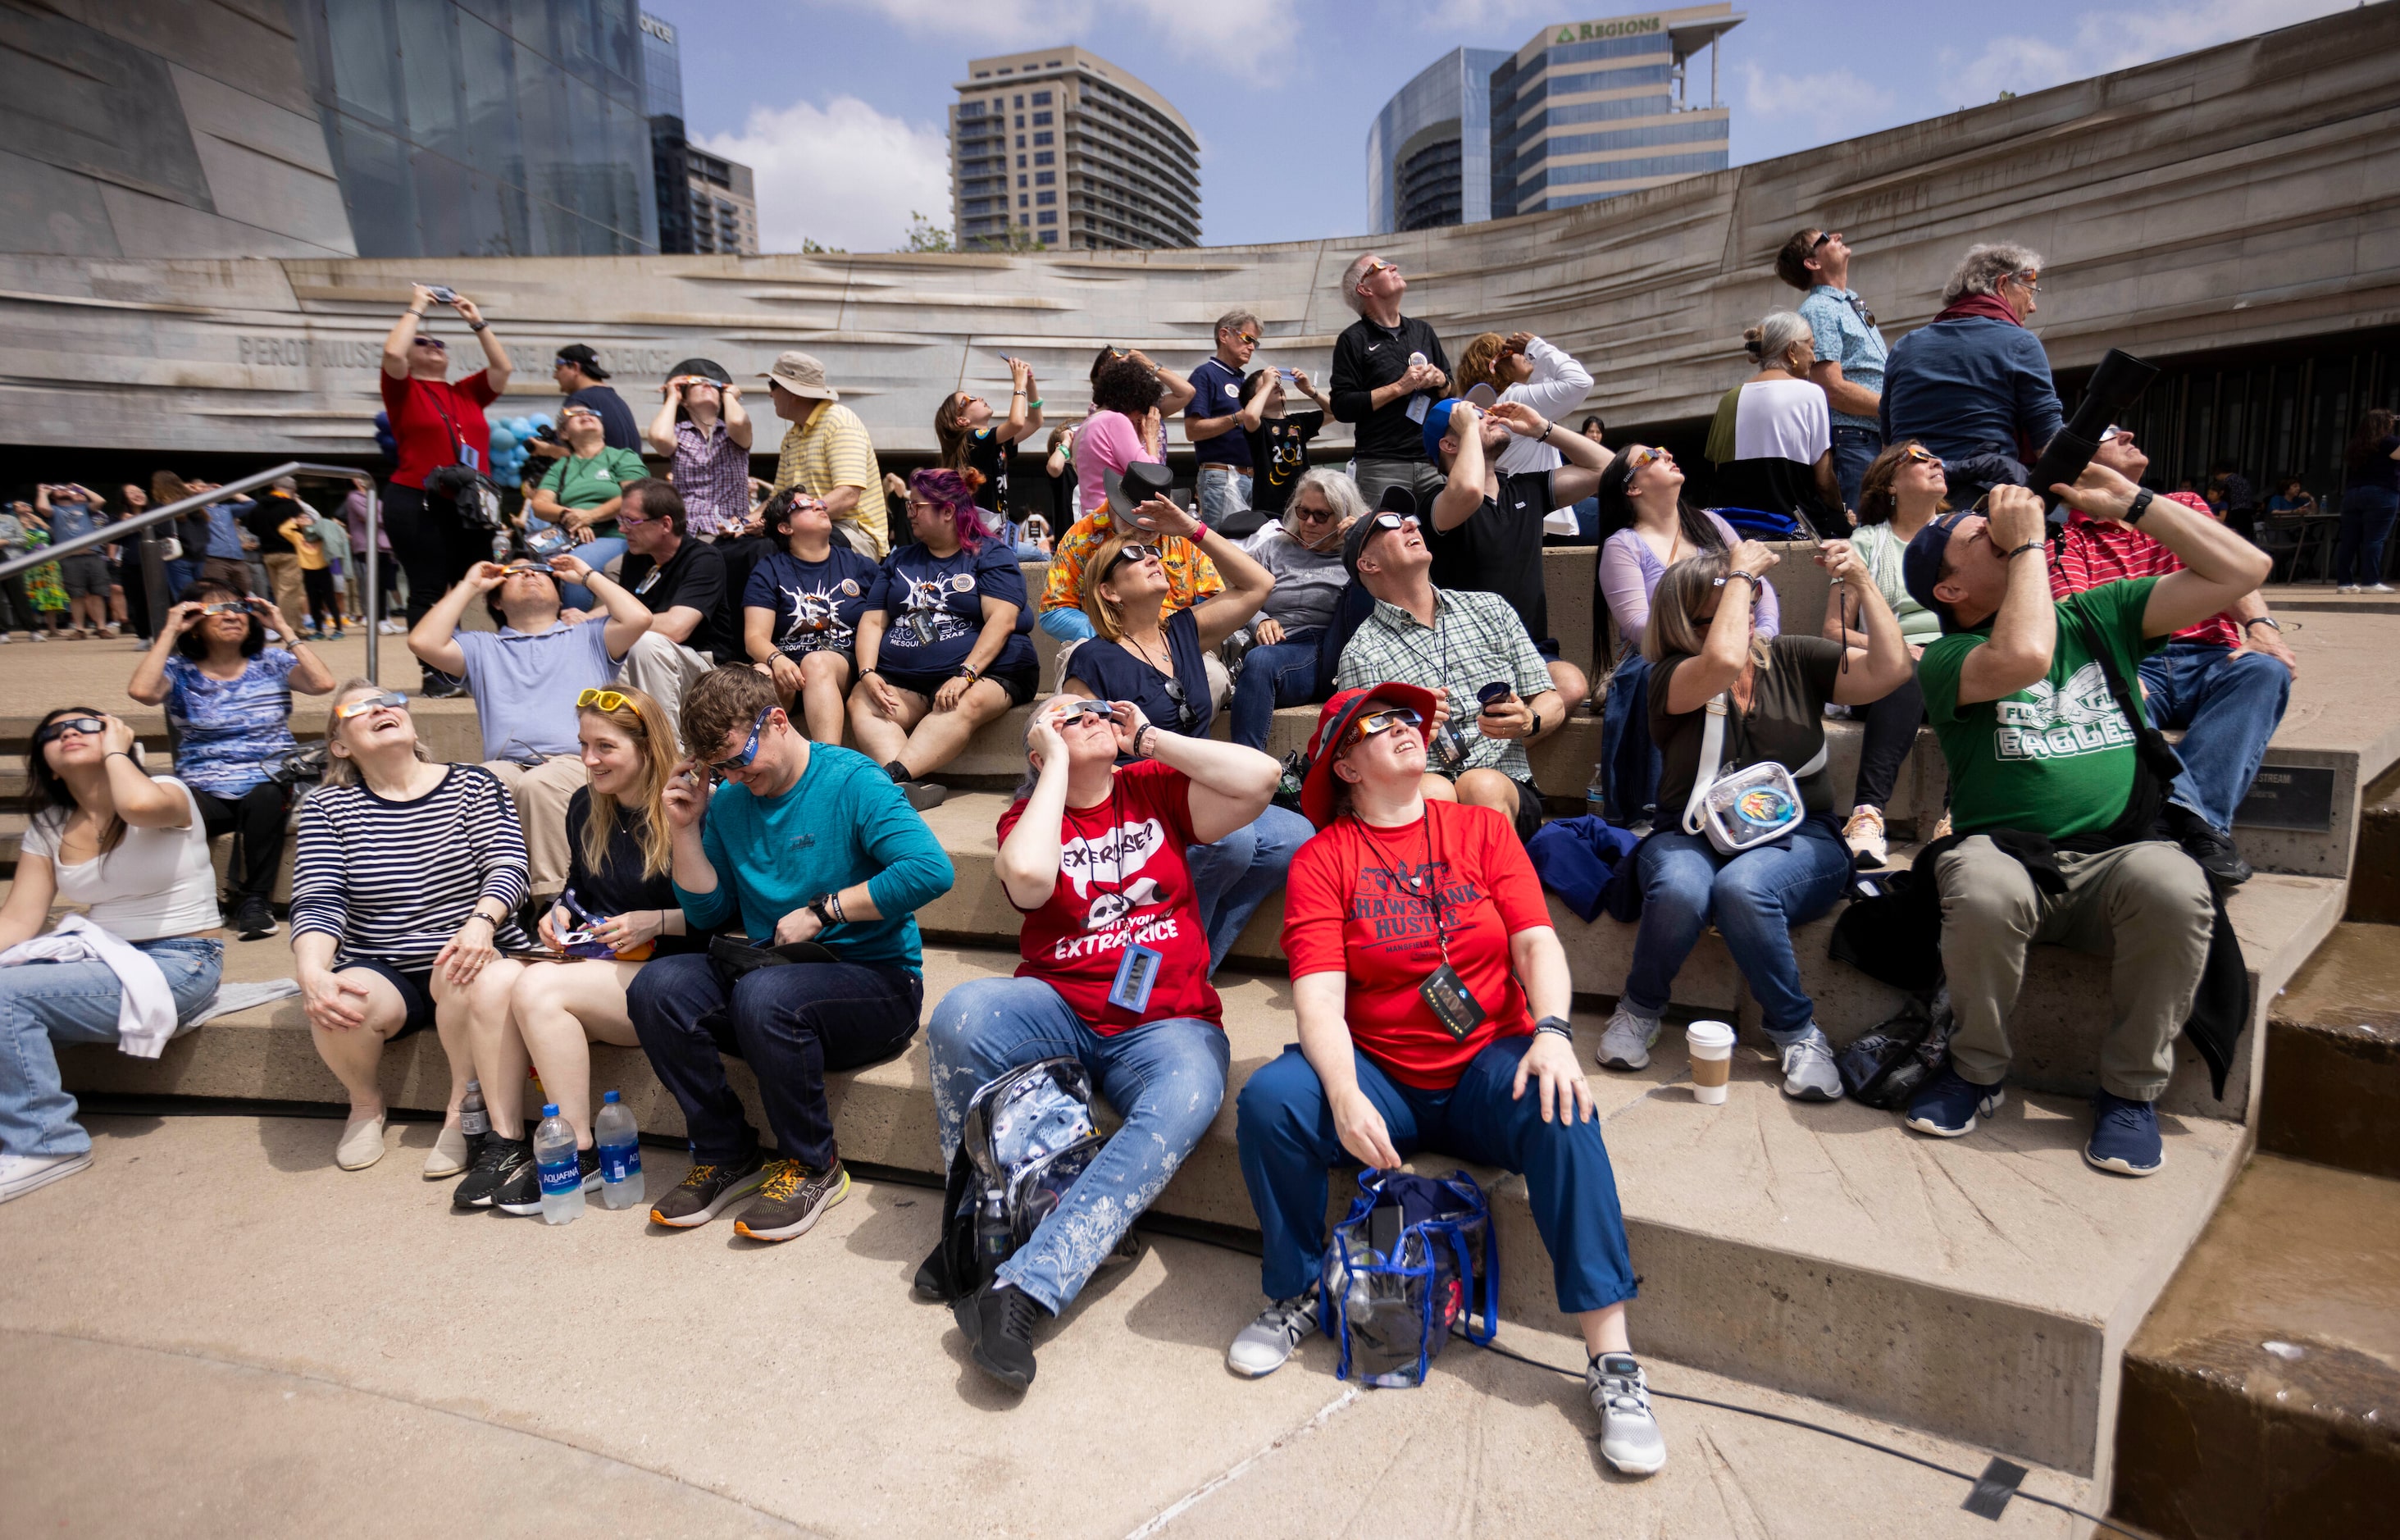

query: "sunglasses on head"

left=1342, top=706, right=1423, bottom=752
left=335, top=691, right=408, bottom=722
left=1103, top=542, right=1164, bottom=576
left=703, top=707, right=777, bottom=780
left=412, top=336, right=446, bottom=350
left=575, top=688, right=631, bottom=713
left=34, top=716, right=106, bottom=746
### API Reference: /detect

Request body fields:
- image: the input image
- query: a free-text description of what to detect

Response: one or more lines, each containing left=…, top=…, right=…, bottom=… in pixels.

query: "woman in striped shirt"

left=290, top=680, right=531, bottom=1176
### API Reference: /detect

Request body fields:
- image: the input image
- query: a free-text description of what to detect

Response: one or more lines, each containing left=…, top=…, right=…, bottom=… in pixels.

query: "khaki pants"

left=262, top=553, right=307, bottom=629
left=483, top=754, right=588, bottom=901
left=1936, top=836, right=2213, bottom=1101
left=618, top=631, right=717, bottom=749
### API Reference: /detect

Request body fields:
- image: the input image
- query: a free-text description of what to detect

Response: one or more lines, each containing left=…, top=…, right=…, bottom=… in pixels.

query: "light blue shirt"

left=1798, top=285, right=1888, bottom=432
left=453, top=619, right=620, bottom=761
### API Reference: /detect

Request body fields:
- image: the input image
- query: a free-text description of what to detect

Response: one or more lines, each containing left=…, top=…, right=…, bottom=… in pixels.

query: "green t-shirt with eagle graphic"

left=1920, top=576, right=2160, bottom=841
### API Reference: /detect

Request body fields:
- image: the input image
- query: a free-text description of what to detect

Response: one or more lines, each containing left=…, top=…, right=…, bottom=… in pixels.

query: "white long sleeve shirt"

left=1495, top=337, right=1594, bottom=475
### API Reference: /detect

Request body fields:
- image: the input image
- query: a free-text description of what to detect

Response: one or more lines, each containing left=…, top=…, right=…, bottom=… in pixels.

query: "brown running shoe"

left=648, top=1147, right=767, bottom=1228
left=732, top=1156, right=849, bottom=1242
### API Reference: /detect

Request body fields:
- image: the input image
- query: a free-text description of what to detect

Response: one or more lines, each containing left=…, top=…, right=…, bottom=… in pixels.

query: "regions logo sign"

left=1556, top=16, right=1662, bottom=43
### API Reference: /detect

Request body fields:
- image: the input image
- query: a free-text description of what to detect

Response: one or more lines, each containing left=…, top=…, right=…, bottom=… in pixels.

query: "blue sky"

left=645, top=0, right=2359, bottom=253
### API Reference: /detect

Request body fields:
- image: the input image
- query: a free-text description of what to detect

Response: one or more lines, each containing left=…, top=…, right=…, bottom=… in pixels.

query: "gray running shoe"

left=1595, top=1005, right=1662, bottom=1072
left=1778, top=1027, right=1844, bottom=1102
left=1226, top=1293, right=1320, bottom=1378
left=1587, top=1352, right=1667, bottom=1475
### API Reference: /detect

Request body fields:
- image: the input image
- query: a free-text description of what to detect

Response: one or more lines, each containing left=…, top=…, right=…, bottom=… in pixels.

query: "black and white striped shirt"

left=291, top=764, right=531, bottom=969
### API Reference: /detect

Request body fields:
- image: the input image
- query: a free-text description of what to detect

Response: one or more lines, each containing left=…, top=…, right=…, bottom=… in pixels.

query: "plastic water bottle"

left=458, top=1078, right=490, bottom=1164
left=1586, top=768, right=1608, bottom=823
left=533, top=1104, right=584, bottom=1225
left=594, top=1090, right=644, bottom=1210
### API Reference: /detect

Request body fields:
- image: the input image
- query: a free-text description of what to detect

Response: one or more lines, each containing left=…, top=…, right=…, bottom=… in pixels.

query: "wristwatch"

left=2124, top=487, right=2155, bottom=526
left=2243, top=615, right=2281, bottom=633
left=806, top=895, right=838, bottom=929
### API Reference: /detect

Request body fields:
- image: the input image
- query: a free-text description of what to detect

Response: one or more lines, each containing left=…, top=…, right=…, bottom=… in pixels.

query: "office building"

left=639, top=11, right=758, bottom=255
left=681, top=145, right=758, bottom=255
left=1370, top=6, right=1743, bottom=233
left=950, top=46, right=1200, bottom=251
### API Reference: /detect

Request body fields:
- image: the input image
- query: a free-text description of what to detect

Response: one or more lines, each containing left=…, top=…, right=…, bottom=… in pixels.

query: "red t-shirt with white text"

left=1000, top=760, right=1220, bottom=1032
left=380, top=370, right=499, bottom=490
left=1282, top=801, right=1550, bottom=1090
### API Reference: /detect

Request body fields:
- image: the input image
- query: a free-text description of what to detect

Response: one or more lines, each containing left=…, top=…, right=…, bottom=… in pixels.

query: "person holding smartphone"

left=126, top=581, right=336, bottom=941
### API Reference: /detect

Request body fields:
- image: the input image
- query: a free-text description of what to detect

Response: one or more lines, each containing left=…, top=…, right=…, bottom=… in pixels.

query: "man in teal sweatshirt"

left=631, top=666, right=955, bottom=1242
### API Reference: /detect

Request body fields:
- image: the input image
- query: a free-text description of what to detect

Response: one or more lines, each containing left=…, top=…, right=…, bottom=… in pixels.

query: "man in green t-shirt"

left=1898, top=472, right=2271, bottom=1176
left=529, top=403, right=645, bottom=596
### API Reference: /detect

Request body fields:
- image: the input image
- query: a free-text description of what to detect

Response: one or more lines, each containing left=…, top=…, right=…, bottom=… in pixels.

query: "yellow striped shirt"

left=773, top=402, right=890, bottom=555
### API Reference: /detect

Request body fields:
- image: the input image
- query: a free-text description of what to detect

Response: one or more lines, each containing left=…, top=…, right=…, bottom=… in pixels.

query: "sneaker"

left=900, top=781, right=948, bottom=812
left=423, top=1123, right=471, bottom=1178
left=956, top=1278, right=1045, bottom=1392
left=1227, top=1293, right=1320, bottom=1378
left=417, top=672, right=467, bottom=699
left=1929, top=811, right=1954, bottom=843
left=2338, top=585, right=2361, bottom=595
left=1903, top=1066, right=2005, bottom=1137
left=2161, top=805, right=2251, bottom=888
left=2370, top=583, right=2398, bottom=595
left=1587, top=1353, right=1668, bottom=1476
left=451, top=1135, right=530, bottom=1207
left=1776, top=1026, right=1844, bottom=1102
left=231, top=895, right=277, bottom=941
left=335, top=1114, right=386, bottom=1170
left=1842, top=805, right=1888, bottom=868
left=494, top=1144, right=600, bottom=1215
left=2085, top=1091, right=2164, bottom=1176
left=1595, top=1004, right=1662, bottom=1072
left=649, top=1147, right=768, bottom=1228
left=377, top=618, right=405, bottom=634
left=0, top=1150, right=93, bottom=1204
left=734, top=1156, right=850, bottom=1241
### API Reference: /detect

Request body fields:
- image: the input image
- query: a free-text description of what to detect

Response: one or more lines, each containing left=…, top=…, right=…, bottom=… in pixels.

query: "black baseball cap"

left=553, top=343, right=608, bottom=379
left=1902, top=512, right=1969, bottom=632
left=1341, top=485, right=1420, bottom=580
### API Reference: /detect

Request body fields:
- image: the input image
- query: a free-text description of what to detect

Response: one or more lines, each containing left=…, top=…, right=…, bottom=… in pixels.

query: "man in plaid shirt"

left=1335, top=492, right=1559, bottom=843
left=2049, top=428, right=2293, bottom=886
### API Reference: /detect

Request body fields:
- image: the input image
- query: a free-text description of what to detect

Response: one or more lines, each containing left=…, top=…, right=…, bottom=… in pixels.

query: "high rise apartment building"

left=1371, top=6, right=1742, bottom=233
left=640, top=11, right=758, bottom=255
left=950, top=47, right=1200, bottom=251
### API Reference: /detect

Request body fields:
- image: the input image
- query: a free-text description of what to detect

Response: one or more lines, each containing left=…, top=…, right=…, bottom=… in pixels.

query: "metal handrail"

left=0, top=461, right=388, bottom=680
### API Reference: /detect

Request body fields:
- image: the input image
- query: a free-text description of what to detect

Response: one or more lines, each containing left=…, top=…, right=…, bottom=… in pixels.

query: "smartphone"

left=1277, top=369, right=1300, bottom=382
left=1477, top=681, right=1514, bottom=711
left=421, top=284, right=460, bottom=304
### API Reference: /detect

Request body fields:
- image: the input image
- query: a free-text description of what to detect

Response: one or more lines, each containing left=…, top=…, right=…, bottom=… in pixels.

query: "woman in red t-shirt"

left=923, top=692, right=1279, bottom=1393
left=1227, top=684, right=1667, bottom=1478
left=378, top=285, right=514, bottom=694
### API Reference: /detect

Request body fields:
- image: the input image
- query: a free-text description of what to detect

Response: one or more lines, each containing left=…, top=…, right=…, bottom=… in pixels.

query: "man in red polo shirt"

left=2050, top=427, right=2293, bottom=886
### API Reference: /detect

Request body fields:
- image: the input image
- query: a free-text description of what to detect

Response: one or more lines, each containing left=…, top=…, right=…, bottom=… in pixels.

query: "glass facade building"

left=1371, top=7, right=1742, bottom=233
left=288, top=0, right=660, bottom=257
left=952, top=47, right=1200, bottom=251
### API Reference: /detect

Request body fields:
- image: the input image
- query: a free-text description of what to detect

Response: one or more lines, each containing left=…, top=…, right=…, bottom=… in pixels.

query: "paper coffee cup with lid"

left=1686, top=1020, right=1736, bottom=1105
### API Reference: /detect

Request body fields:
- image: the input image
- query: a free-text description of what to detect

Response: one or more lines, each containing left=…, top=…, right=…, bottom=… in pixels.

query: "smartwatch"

left=2124, top=487, right=2155, bottom=526
left=1534, top=1015, right=1574, bottom=1042
left=806, top=895, right=837, bottom=929
left=2243, top=615, right=2281, bottom=633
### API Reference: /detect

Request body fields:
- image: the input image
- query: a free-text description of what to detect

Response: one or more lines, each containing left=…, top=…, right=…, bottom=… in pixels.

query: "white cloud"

left=1738, top=62, right=1898, bottom=144
left=824, top=0, right=1296, bottom=74
left=1939, top=0, right=2354, bottom=99
left=695, top=97, right=951, bottom=253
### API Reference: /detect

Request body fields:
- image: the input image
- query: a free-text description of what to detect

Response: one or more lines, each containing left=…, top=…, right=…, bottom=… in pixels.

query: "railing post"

left=364, top=484, right=381, bottom=684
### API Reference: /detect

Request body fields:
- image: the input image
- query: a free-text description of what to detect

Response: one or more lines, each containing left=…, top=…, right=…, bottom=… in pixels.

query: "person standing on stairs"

left=1897, top=470, right=2271, bottom=1175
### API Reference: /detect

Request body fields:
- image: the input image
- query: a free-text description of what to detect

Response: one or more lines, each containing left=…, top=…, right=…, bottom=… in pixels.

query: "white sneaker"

left=1587, top=1353, right=1668, bottom=1475
left=1595, top=1005, right=1662, bottom=1071
left=1842, top=805, right=1888, bottom=868
left=1227, top=1293, right=1320, bottom=1378
left=377, top=619, right=404, bottom=634
left=0, top=1150, right=93, bottom=1204
left=1777, top=1027, right=1845, bottom=1102
left=335, top=1114, right=386, bottom=1170
left=2338, top=585, right=2361, bottom=595
left=2370, top=584, right=2397, bottom=595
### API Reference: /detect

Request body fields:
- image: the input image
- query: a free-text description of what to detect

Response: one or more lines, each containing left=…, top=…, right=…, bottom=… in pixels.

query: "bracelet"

left=1538, top=422, right=1554, bottom=443
left=1534, top=1015, right=1573, bottom=1041
left=822, top=890, right=846, bottom=926
left=1190, top=522, right=1210, bottom=543
left=464, top=913, right=496, bottom=930
left=958, top=664, right=981, bottom=683
left=1715, top=570, right=1760, bottom=591
left=1132, top=724, right=1155, bottom=760
left=104, top=750, right=135, bottom=763
left=2002, top=540, right=2044, bottom=560
left=1027, top=397, right=1044, bottom=409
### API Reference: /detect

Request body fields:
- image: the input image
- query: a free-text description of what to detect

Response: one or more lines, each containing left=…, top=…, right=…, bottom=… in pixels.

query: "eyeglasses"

left=500, top=560, right=550, bottom=576
left=200, top=601, right=250, bottom=617
left=334, top=691, right=409, bottom=722
left=1290, top=501, right=1336, bottom=523
left=1103, top=543, right=1164, bottom=576
left=1342, top=706, right=1423, bottom=752
left=1366, top=513, right=1419, bottom=535
left=1903, top=446, right=1944, bottom=469
left=575, top=689, right=631, bottom=713
left=2098, top=425, right=2126, bottom=444
left=703, top=707, right=776, bottom=780
left=1053, top=699, right=1117, bottom=726
left=1228, top=332, right=1259, bottom=345
left=906, top=498, right=937, bottom=514
left=2010, top=270, right=2042, bottom=293
left=412, top=337, right=446, bottom=350
left=33, top=716, right=106, bottom=746
left=1624, top=445, right=1671, bottom=474
left=1359, top=260, right=1396, bottom=284
left=1811, top=230, right=1838, bottom=250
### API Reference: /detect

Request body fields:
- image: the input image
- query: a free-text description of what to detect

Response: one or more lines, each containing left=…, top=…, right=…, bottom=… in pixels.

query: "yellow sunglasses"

left=575, top=688, right=632, bottom=713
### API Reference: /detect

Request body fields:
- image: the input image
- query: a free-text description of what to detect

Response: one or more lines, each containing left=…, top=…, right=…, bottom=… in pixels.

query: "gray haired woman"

left=1703, top=310, right=1845, bottom=534
left=1881, top=239, right=2065, bottom=508
left=1226, top=467, right=1364, bottom=749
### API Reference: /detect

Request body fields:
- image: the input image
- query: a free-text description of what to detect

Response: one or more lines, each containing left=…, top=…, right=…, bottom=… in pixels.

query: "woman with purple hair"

left=849, top=468, right=1041, bottom=809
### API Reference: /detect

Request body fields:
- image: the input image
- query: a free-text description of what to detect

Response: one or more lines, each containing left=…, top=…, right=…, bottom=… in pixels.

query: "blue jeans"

left=2138, top=640, right=2290, bottom=834
left=1038, top=608, right=1095, bottom=642
left=1625, top=822, right=1852, bottom=1037
left=164, top=557, right=203, bottom=604
left=927, top=977, right=1229, bottom=1313
left=1229, top=627, right=1337, bottom=749
left=626, top=951, right=922, bottom=1169
left=1235, top=1038, right=1637, bottom=1311
left=0, top=936, right=222, bottom=1157
left=2336, top=486, right=2398, bottom=586
left=1600, top=649, right=1661, bottom=824
left=1830, top=426, right=1883, bottom=513
left=1185, top=805, right=1314, bottom=970
left=560, top=536, right=626, bottom=610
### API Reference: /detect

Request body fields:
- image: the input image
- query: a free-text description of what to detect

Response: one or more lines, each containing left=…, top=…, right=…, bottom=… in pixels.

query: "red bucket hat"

left=1299, top=682, right=1441, bottom=829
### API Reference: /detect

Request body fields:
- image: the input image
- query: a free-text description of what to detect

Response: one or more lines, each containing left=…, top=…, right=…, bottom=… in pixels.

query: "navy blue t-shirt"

left=1186, top=358, right=1252, bottom=470
left=869, top=540, right=1036, bottom=677
left=743, top=545, right=881, bottom=658
left=1063, top=606, right=1212, bottom=749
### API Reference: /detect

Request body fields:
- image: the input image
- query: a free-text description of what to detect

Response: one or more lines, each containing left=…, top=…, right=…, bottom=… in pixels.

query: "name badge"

left=1419, top=964, right=1486, bottom=1041
left=1405, top=395, right=1430, bottom=425
left=1109, top=942, right=1164, bottom=1015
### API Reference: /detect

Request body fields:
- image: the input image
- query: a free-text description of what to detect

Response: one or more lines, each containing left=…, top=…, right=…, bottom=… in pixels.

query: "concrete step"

left=2346, top=761, right=2400, bottom=923
left=2257, top=921, right=2400, bottom=1182
left=66, top=931, right=2245, bottom=1480
left=2111, top=1152, right=2400, bottom=1538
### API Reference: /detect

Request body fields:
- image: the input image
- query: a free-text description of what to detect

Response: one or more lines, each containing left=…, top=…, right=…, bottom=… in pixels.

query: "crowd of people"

left=0, top=239, right=2375, bottom=1479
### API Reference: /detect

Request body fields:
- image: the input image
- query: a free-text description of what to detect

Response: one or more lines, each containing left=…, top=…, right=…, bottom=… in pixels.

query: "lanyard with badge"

left=1085, top=779, right=1165, bottom=1016
left=1359, top=813, right=1485, bottom=1041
